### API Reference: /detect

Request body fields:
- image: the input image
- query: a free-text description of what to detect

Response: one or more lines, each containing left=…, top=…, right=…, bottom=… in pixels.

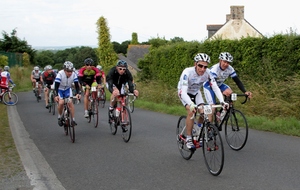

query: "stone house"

left=207, top=5, right=263, bottom=40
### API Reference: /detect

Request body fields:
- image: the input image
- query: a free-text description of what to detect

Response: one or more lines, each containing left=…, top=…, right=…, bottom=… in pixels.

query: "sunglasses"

left=197, top=64, right=208, bottom=69
left=118, top=67, right=126, bottom=71
left=65, top=70, right=73, bottom=73
left=85, top=64, right=91, bottom=66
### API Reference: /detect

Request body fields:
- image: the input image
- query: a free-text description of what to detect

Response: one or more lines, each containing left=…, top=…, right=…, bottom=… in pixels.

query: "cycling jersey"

left=78, top=66, right=101, bottom=86
left=178, top=66, right=223, bottom=106
left=0, top=71, right=14, bottom=89
left=42, top=70, right=56, bottom=88
left=31, top=70, right=42, bottom=80
left=54, top=70, right=79, bottom=98
left=106, top=67, right=134, bottom=94
left=208, top=63, right=237, bottom=86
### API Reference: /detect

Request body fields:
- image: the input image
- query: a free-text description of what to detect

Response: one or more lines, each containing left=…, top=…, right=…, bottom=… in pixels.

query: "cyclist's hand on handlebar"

left=189, top=102, right=197, bottom=113
left=221, top=102, right=229, bottom=110
left=245, top=91, right=252, bottom=99
left=133, top=89, right=139, bottom=97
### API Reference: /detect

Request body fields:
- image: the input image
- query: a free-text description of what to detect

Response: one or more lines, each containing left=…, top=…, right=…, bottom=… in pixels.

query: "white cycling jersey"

left=31, top=70, right=42, bottom=79
left=209, top=63, right=237, bottom=86
left=177, top=66, right=224, bottom=106
left=55, top=70, right=78, bottom=90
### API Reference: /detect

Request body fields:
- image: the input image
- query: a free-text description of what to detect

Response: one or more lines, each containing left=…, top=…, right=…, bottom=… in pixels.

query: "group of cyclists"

left=30, top=58, right=138, bottom=128
left=177, top=52, right=252, bottom=150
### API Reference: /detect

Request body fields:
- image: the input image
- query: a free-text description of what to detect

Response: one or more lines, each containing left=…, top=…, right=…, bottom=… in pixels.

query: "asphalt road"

left=10, top=92, right=300, bottom=190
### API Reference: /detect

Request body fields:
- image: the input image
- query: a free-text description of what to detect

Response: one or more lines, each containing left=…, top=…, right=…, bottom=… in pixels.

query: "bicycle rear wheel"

left=121, top=106, right=132, bottom=142
left=202, top=124, right=224, bottom=176
left=176, top=116, right=193, bottom=160
left=224, top=109, right=248, bottom=151
left=2, top=92, right=18, bottom=105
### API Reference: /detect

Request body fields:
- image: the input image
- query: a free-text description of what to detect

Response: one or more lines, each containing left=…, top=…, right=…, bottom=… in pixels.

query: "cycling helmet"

left=84, top=58, right=94, bottom=65
left=4, top=66, right=9, bottom=71
left=47, top=65, right=52, bottom=70
left=34, top=66, right=39, bottom=71
left=96, top=65, right=102, bottom=70
left=219, top=52, right=233, bottom=62
left=116, top=60, right=127, bottom=68
left=63, top=61, right=74, bottom=71
left=194, top=53, right=210, bottom=63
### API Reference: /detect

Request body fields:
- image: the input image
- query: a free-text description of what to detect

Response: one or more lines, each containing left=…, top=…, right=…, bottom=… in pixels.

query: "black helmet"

left=116, top=60, right=127, bottom=68
left=84, top=58, right=94, bottom=65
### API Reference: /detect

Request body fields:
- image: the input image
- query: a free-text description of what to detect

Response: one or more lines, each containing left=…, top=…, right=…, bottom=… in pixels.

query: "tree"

left=0, top=29, right=36, bottom=65
left=96, top=16, right=118, bottom=71
left=131, top=32, right=138, bottom=45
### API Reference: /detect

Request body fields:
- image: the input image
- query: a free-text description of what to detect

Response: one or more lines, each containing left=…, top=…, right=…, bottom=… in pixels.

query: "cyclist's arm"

left=209, top=78, right=224, bottom=103
left=54, top=81, right=60, bottom=96
left=232, top=76, right=246, bottom=93
left=106, top=68, right=115, bottom=93
left=74, top=81, right=80, bottom=94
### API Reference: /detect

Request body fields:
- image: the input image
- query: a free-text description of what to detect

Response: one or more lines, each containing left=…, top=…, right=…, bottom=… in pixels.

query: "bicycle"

left=33, top=81, right=41, bottom=102
left=176, top=104, right=225, bottom=176
left=60, top=98, right=75, bottom=143
left=214, top=93, right=249, bottom=151
left=87, top=86, right=99, bottom=128
left=108, top=94, right=132, bottom=142
left=0, top=85, right=18, bottom=105
left=48, top=84, right=56, bottom=115
left=97, top=87, right=106, bottom=108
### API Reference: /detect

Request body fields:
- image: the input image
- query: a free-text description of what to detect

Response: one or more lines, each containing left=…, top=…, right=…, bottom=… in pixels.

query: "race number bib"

left=203, top=105, right=212, bottom=114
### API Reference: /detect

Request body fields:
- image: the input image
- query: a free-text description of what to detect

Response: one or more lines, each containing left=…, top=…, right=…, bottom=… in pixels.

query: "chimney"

left=230, top=5, right=244, bottom=20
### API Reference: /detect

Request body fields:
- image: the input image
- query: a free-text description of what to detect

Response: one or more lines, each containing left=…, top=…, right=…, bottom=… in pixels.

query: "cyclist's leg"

left=57, top=90, right=64, bottom=126
left=44, top=86, right=50, bottom=108
left=83, top=85, right=90, bottom=117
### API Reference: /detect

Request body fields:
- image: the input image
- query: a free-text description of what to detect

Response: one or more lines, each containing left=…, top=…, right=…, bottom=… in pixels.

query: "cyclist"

left=96, top=65, right=106, bottom=98
left=106, top=60, right=139, bottom=122
left=30, top=66, right=43, bottom=100
left=177, top=53, right=226, bottom=150
left=42, top=65, right=56, bottom=109
left=0, top=66, right=16, bottom=93
left=78, top=58, right=101, bottom=118
left=54, top=61, right=81, bottom=126
left=203, top=52, right=252, bottom=124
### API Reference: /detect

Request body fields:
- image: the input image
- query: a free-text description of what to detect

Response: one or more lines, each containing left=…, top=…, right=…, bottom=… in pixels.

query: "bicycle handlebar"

left=190, top=104, right=223, bottom=120
left=236, top=94, right=249, bottom=104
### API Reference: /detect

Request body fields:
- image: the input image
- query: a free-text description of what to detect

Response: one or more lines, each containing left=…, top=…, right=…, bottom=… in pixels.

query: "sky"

left=1, top=0, right=299, bottom=48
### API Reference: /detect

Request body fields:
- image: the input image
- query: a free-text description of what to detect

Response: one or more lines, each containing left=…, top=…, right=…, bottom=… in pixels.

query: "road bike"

left=87, top=86, right=99, bottom=128
left=176, top=104, right=225, bottom=176
left=214, top=93, right=249, bottom=151
left=97, top=87, right=106, bottom=108
left=108, top=94, right=132, bottom=142
left=61, top=98, right=75, bottom=143
left=0, top=85, right=18, bottom=105
left=48, top=84, right=56, bottom=115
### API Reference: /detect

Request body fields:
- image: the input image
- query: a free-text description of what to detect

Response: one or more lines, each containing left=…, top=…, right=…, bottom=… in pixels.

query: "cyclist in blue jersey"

left=54, top=61, right=81, bottom=126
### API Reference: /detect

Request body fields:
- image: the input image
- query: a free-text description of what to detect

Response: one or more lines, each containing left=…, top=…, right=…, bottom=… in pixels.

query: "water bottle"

left=115, top=107, right=121, bottom=117
left=220, top=110, right=226, bottom=120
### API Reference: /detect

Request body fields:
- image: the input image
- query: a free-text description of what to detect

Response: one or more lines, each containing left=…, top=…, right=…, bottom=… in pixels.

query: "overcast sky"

left=1, top=0, right=299, bottom=47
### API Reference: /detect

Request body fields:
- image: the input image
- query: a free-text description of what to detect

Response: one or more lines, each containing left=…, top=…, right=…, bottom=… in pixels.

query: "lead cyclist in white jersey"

left=177, top=53, right=227, bottom=150
left=54, top=61, right=81, bottom=127
left=203, top=52, right=252, bottom=104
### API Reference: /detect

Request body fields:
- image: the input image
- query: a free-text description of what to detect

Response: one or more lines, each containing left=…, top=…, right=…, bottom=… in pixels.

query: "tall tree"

left=96, top=16, right=118, bottom=72
left=131, top=32, right=138, bottom=45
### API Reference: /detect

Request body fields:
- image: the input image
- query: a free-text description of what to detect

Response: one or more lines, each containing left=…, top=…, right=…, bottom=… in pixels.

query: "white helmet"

left=63, top=61, right=74, bottom=71
left=4, top=66, right=9, bottom=71
left=219, top=52, right=233, bottom=62
left=96, top=65, right=102, bottom=70
left=194, top=53, right=210, bottom=63
left=34, top=66, right=39, bottom=71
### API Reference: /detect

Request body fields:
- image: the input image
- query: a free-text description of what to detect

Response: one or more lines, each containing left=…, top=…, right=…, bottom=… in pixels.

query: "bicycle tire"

left=63, top=117, right=68, bottom=136
left=88, top=101, right=92, bottom=123
left=98, top=90, right=106, bottom=108
left=224, top=109, right=248, bottom=151
left=121, top=106, right=132, bottom=143
left=93, top=100, right=99, bottom=128
left=108, top=109, right=117, bottom=135
left=202, top=124, right=224, bottom=176
left=176, top=116, right=194, bottom=160
left=2, top=92, right=18, bottom=106
left=67, top=117, right=75, bottom=143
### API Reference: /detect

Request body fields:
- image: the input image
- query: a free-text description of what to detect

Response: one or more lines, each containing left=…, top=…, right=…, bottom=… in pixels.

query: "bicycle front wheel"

left=121, top=106, right=132, bottom=143
left=93, top=101, right=99, bottom=128
left=98, top=90, right=106, bottom=108
left=127, top=95, right=135, bottom=113
left=108, top=110, right=117, bottom=135
left=176, top=116, right=193, bottom=160
left=2, top=92, right=18, bottom=105
left=224, top=109, right=248, bottom=151
left=67, top=117, right=75, bottom=143
left=202, top=124, right=224, bottom=176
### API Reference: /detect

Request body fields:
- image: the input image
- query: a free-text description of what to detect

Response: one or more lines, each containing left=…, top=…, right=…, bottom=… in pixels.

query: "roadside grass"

left=0, top=104, right=24, bottom=180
